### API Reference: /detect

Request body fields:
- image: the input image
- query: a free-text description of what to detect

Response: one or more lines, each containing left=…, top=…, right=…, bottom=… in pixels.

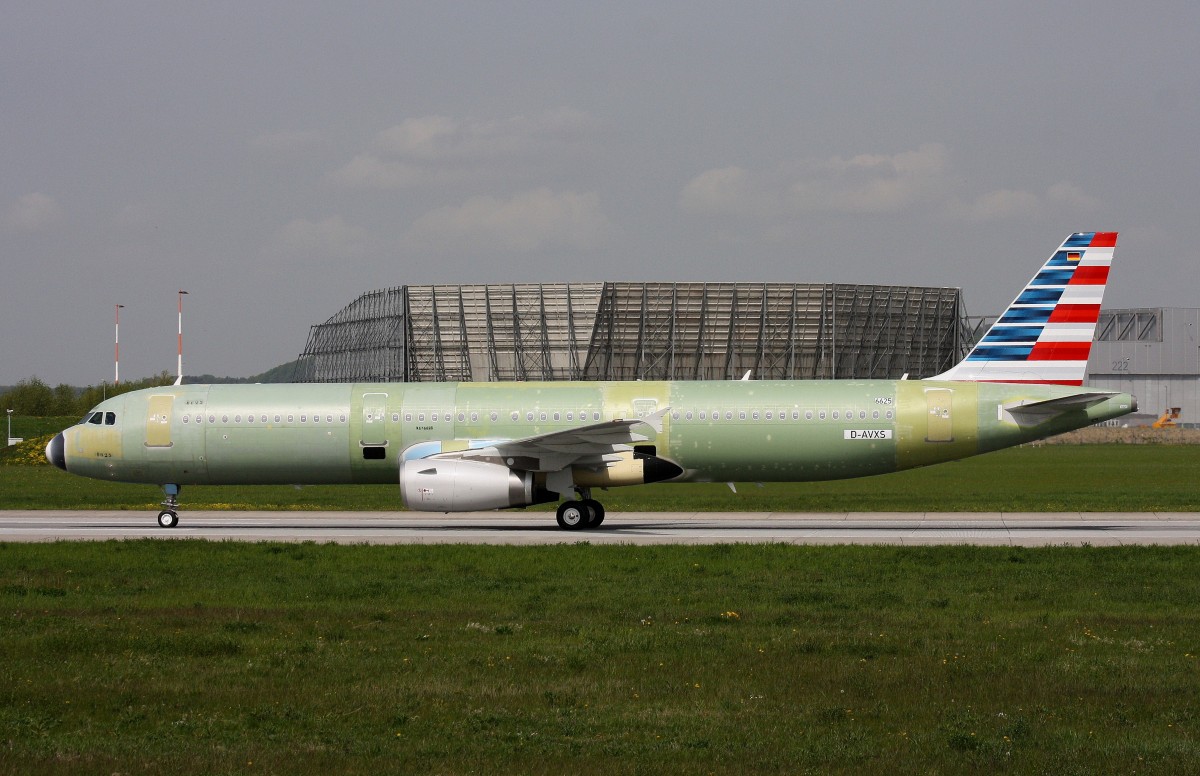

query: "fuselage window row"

left=178, top=413, right=349, bottom=426
left=172, top=407, right=894, bottom=427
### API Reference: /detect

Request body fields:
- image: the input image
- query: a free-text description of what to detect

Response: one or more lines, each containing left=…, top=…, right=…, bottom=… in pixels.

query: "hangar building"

left=294, top=282, right=970, bottom=383
left=1086, top=308, right=1200, bottom=426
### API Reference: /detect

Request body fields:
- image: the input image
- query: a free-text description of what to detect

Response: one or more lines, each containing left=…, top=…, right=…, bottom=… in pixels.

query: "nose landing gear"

left=158, top=484, right=180, bottom=528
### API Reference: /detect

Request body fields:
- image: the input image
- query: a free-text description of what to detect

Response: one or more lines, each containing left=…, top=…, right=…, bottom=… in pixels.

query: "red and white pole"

left=177, top=290, right=188, bottom=383
left=115, top=304, right=124, bottom=385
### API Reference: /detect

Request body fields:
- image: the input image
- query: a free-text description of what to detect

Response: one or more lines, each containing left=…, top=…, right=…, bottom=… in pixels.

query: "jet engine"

left=399, top=458, right=554, bottom=512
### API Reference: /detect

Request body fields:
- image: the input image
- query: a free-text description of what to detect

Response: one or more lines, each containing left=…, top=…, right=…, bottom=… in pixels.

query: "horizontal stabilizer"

left=1001, top=392, right=1117, bottom=426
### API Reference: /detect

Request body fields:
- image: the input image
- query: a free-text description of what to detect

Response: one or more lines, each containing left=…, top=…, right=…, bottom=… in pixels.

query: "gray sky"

left=3, top=1, right=1197, bottom=386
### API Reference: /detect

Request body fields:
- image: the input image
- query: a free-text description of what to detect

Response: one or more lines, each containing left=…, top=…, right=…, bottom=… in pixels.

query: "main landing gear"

left=158, top=484, right=180, bottom=528
left=555, top=488, right=606, bottom=531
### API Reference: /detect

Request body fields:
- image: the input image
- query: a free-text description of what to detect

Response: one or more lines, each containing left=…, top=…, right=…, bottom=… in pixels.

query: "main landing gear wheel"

left=157, top=510, right=179, bottom=528
left=582, top=498, right=605, bottom=527
left=556, top=500, right=588, bottom=530
left=556, top=498, right=607, bottom=530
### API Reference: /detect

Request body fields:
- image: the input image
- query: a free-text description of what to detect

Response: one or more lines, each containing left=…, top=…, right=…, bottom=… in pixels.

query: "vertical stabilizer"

left=931, top=232, right=1117, bottom=385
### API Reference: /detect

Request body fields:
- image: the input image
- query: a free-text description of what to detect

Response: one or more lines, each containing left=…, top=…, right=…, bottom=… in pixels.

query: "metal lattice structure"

left=293, top=282, right=967, bottom=383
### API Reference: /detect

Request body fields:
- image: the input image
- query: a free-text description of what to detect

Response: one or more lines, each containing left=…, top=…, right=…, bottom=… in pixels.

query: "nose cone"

left=46, top=433, right=66, bottom=471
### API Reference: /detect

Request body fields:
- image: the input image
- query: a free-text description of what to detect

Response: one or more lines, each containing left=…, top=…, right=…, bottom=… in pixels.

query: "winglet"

left=930, top=231, right=1117, bottom=386
left=640, top=406, right=670, bottom=434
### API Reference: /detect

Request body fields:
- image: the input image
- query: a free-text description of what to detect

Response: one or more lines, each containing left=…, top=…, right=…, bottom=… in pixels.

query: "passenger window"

left=511, top=411, right=519, bottom=421
left=471, top=412, right=479, bottom=422
left=592, top=412, right=600, bottom=421
left=819, top=411, right=827, bottom=420
left=552, top=412, right=560, bottom=421
left=274, top=415, right=281, bottom=423
left=490, top=412, right=498, bottom=421
left=832, top=411, right=839, bottom=420
left=805, top=411, right=813, bottom=420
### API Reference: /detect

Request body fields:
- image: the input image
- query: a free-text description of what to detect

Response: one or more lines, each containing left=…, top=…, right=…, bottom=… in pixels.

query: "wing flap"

left=430, top=408, right=669, bottom=472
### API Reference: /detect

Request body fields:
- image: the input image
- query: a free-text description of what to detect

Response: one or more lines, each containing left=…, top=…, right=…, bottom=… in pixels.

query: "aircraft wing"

left=1002, top=392, right=1118, bottom=426
left=433, top=407, right=669, bottom=473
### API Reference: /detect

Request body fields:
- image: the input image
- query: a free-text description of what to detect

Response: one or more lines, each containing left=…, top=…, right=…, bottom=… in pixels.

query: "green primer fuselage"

left=60, top=379, right=1135, bottom=488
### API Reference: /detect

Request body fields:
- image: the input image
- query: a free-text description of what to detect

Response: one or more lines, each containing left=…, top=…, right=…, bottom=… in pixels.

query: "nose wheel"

left=158, top=484, right=181, bottom=528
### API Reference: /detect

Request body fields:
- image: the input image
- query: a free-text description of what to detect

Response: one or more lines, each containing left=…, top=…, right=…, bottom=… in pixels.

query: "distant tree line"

left=1, top=360, right=299, bottom=416
left=1, top=374, right=178, bottom=417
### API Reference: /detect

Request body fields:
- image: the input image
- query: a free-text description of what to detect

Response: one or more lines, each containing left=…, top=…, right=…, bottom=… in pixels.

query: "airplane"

left=46, top=232, right=1135, bottom=530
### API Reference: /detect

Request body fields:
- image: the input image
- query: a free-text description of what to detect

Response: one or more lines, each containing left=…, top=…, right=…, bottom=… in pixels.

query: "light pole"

left=177, top=290, right=188, bottom=384
left=6, top=409, right=11, bottom=447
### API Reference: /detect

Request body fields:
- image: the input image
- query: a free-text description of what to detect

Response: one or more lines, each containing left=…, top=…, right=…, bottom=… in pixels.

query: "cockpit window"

left=105, top=412, right=116, bottom=425
left=86, top=412, right=103, bottom=425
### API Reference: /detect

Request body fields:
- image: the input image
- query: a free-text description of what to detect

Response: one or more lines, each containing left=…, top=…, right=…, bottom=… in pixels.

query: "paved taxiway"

left=1, top=511, right=1198, bottom=545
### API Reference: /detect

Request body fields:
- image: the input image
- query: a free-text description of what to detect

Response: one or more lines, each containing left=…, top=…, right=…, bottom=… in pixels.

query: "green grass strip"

left=4, top=444, right=1199, bottom=511
left=2, top=541, right=1199, bottom=774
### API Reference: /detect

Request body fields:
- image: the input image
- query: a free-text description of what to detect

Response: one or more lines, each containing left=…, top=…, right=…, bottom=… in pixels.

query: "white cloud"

left=952, top=189, right=1041, bottom=221
left=331, top=108, right=596, bottom=190
left=408, top=188, right=609, bottom=253
left=1046, top=181, right=1101, bottom=211
left=681, top=146, right=1103, bottom=225
left=4, top=192, right=63, bottom=233
left=251, top=130, right=323, bottom=157
left=328, top=154, right=432, bottom=189
left=263, top=216, right=369, bottom=261
left=679, top=166, right=760, bottom=217
left=681, top=144, right=951, bottom=218
left=948, top=181, right=1101, bottom=222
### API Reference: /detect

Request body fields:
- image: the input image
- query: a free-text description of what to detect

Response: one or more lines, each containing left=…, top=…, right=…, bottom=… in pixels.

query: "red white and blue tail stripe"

left=930, top=232, right=1117, bottom=386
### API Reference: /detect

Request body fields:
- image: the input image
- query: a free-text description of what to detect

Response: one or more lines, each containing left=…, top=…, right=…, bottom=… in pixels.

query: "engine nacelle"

left=400, top=458, right=553, bottom=512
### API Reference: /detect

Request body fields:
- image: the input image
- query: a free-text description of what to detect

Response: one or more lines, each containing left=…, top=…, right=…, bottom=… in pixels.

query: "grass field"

left=3, top=443, right=1199, bottom=513
left=2, top=542, right=1198, bottom=774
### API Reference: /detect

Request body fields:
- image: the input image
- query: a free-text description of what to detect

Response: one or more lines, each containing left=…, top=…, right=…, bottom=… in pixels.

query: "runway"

left=2, top=510, right=1199, bottom=546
